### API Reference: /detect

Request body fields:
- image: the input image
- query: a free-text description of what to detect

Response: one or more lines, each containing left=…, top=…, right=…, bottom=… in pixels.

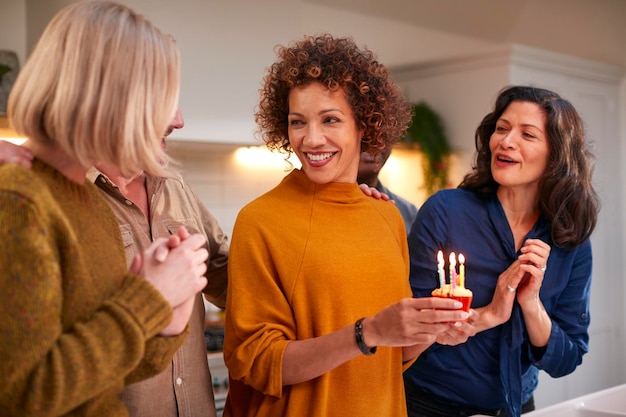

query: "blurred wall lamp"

left=0, top=116, right=26, bottom=144
left=0, top=50, right=25, bottom=144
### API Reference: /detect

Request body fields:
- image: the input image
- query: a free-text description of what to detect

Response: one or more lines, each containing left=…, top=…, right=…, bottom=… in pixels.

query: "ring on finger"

left=506, top=284, right=517, bottom=293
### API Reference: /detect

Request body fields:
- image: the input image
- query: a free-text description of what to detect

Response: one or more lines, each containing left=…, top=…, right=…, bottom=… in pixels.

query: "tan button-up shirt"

left=88, top=168, right=229, bottom=417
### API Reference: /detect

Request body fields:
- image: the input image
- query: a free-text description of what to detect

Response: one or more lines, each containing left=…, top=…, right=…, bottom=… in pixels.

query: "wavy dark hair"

left=255, top=33, right=412, bottom=158
left=459, top=85, right=599, bottom=249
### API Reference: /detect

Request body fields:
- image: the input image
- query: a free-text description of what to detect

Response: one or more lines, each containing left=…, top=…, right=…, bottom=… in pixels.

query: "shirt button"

left=176, top=377, right=183, bottom=386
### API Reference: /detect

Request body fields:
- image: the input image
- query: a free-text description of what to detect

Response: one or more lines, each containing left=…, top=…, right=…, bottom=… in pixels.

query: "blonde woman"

left=0, top=2, right=208, bottom=416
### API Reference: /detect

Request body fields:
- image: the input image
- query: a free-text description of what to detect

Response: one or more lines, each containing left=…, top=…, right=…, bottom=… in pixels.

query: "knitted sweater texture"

left=0, top=160, right=183, bottom=417
left=224, top=169, right=412, bottom=417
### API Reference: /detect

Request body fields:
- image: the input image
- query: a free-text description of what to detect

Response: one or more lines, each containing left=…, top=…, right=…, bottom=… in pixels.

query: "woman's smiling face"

left=287, top=82, right=364, bottom=184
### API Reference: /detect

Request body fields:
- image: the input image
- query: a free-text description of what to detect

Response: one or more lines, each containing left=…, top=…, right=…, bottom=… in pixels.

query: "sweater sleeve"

left=223, top=207, right=292, bottom=398
left=0, top=191, right=175, bottom=416
left=527, top=240, right=592, bottom=377
left=124, top=326, right=191, bottom=385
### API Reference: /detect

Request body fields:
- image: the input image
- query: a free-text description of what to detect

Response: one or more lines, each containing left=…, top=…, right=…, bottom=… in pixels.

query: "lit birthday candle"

left=449, top=252, right=456, bottom=291
left=437, top=250, right=445, bottom=288
left=458, top=253, right=465, bottom=287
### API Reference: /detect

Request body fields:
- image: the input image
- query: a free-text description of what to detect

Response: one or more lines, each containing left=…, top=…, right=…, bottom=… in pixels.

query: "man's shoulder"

left=375, top=182, right=417, bottom=210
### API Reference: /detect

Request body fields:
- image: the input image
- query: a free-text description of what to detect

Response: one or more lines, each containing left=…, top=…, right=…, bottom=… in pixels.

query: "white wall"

left=392, top=49, right=513, bottom=186
left=0, top=0, right=27, bottom=65
left=620, top=75, right=626, bottom=383
left=14, top=0, right=498, bottom=144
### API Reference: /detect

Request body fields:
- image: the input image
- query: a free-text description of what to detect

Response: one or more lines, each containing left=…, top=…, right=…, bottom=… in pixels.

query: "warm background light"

left=234, top=146, right=301, bottom=170
left=232, top=145, right=443, bottom=208
left=0, top=116, right=26, bottom=144
left=168, top=141, right=453, bottom=239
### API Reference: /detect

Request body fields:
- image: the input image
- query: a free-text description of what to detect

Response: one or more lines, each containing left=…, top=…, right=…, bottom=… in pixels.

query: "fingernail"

left=454, top=321, right=463, bottom=327
left=453, top=301, right=463, bottom=308
left=460, top=311, right=469, bottom=319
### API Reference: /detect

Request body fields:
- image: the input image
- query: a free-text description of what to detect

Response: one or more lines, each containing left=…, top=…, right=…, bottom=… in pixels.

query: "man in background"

left=358, top=147, right=418, bottom=233
left=0, top=109, right=228, bottom=417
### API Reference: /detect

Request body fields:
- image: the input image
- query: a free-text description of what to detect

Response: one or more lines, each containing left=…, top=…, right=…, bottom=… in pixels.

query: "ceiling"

left=304, top=0, right=626, bottom=68
left=307, top=0, right=529, bottom=41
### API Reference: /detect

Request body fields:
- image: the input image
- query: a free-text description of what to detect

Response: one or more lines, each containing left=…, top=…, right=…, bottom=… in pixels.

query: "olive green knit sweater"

left=0, top=159, right=185, bottom=417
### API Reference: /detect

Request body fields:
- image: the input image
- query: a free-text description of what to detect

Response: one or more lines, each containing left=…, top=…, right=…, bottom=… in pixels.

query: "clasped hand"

left=466, top=238, right=551, bottom=333
left=129, top=226, right=209, bottom=336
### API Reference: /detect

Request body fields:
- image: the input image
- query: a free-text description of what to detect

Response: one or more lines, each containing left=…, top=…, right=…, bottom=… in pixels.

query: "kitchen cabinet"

left=391, top=44, right=625, bottom=408
left=207, top=352, right=227, bottom=417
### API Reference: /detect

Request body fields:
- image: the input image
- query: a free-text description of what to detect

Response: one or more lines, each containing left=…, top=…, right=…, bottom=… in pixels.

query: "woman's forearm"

left=520, top=297, right=552, bottom=348
left=282, top=324, right=362, bottom=385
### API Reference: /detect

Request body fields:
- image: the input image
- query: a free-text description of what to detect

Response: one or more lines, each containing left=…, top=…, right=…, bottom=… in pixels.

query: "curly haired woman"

left=222, top=34, right=469, bottom=417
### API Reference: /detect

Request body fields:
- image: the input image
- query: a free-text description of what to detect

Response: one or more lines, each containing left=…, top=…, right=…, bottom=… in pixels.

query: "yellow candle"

left=458, top=253, right=465, bottom=287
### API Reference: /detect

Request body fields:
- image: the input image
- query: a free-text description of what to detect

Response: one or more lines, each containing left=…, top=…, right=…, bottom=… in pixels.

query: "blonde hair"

left=8, top=1, right=179, bottom=177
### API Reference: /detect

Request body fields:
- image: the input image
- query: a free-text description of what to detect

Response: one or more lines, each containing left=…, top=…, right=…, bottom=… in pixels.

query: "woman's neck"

left=497, top=186, right=541, bottom=250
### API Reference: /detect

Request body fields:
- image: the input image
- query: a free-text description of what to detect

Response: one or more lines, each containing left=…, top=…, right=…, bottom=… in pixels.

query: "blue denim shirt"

left=404, top=189, right=591, bottom=417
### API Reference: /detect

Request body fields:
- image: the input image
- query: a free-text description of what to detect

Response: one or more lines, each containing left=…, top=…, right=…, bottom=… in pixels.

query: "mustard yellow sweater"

left=0, top=160, right=185, bottom=417
left=224, top=169, right=412, bottom=417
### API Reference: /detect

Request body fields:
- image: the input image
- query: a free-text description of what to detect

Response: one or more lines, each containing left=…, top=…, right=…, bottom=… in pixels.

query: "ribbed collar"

left=283, top=169, right=364, bottom=204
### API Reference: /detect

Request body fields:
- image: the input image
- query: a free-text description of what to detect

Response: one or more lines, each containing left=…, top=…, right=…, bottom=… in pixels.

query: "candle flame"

left=459, top=253, right=465, bottom=264
left=437, top=250, right=444, bottom=265
left=449, top=252, right=456, bottom=265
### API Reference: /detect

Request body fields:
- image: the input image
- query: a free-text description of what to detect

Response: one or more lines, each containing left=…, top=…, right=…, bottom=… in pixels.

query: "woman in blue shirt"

left=404, top=86, right=599, bottom=417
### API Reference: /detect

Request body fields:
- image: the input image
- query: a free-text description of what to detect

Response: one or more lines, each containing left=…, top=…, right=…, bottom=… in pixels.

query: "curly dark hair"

left=459, top=85, right=599, bottom=249
left=255, top=33, right=412, bottom=158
